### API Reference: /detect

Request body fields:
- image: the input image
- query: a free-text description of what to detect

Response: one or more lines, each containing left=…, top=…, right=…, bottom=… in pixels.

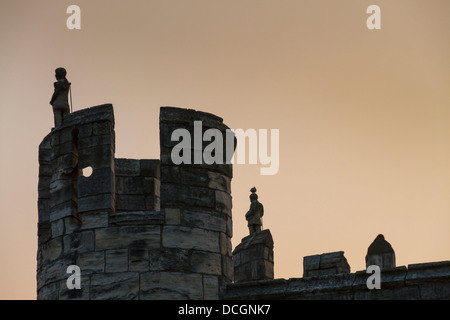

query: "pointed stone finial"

left=366, top=234, right=396, bottom=270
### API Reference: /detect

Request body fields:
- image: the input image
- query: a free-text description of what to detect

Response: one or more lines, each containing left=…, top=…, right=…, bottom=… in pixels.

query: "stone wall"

left=224, top=261, right=450, bottom=300
left=37, top=104, right=235, bottom=299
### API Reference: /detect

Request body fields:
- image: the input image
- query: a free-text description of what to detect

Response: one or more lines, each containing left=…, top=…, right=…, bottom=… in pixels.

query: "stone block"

left=51, top=219, right=64, bottom=237
left=115, top=194, right=146, bottom=211
left=80, top=211, right=108, bottom=230
left=143, top=177, right=160, bottom=196
left=63, top=231, right=95, bottom=255
left=140, top=159, right=160, bottom=178
left=59, top=276, right=90, bottom=300
left=180, top=167, right=209, bottom=187
left=78, top=193, right=114, bottom=213
left=38, top=199, right=50, bottom=222
left=95, top=226, right=160, bottom=250
left=165, top=208, right=181, bottom=225
left=49, top=179, right=75, bottom=209
left=38, top=282, right=60, bottom=300
left=78, top=167, right=114, bottom=198
left=41, top=237, right=63, bottom=262
left=303, top=255, right=321, bottom=272
left=162, top=226, right=220, bottom=253
left=190, top=251, right=222, bottom=275
left=208, top=171, right=231, bottom=193
left=78, top=145, right=114, bottom=170
left=105, top=249, right=129, bottom=272
left=160, top=166, right=181, bottom=184
left=50, top=200, right=76, bottom=222
left=149, top=248, right=190, bottom=272
left=160, top=184, right=215, bottom=209
left=215, top=190, right=232, bottom=216
left=129, top=249, right=149, bottom=271
left=76, top=251, right=105, bottom=274
left=115, top=158, right=140, bottom=176
left=93, top=121, right=112, bottom=136
left=181, top=209, right=226, bottom=233
left=63, top=216, right=81, bottom=234
left=109, top=210, right=164, bottom=226
left=90, top=272, right=139, bottom=300
left=140, top=272, right=203, bottom=300
left=38, top=221, right=52, bottom=245
left=115, top=176, right=144, bottom=195
left=203, top=275, right=219, bottom=300
left=145, top=195, right=160, bottom=211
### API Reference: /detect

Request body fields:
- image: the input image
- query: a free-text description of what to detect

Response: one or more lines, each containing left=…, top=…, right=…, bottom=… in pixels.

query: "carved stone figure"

left=50, top=67, right=70, bottom=127
left=245, top=187, right=264, bottom=235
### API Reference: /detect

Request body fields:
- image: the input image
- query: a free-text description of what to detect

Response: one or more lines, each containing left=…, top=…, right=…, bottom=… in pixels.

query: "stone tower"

left=37, top=104, right=235, bottom=299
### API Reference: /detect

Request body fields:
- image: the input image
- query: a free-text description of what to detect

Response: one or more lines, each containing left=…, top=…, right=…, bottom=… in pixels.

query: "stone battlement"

left=37, top=104, right=450, bottom=300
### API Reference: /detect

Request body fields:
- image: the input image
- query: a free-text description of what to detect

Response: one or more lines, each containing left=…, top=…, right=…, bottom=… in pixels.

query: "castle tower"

left=37, top=105, right=235, bottom=299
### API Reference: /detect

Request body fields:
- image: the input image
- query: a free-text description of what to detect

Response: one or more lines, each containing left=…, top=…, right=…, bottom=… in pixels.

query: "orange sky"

left=0, top=0, right=449, bottom=299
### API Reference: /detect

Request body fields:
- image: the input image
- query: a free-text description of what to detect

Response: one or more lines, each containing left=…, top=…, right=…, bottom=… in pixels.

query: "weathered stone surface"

left=63, top=231, right=95, bottom=254
left=77, top=251, right=105, bottom=274
left=38, top=282, right=60, bottom=300
left=303, top=251, right=350, bottom=277
left=215, top=190, right=232, bottom=216
left=78, top=134, right=113, bottom=149
left=78, top=145, right=114, bottom=170
left=110, top=210, right=164, bottom=226
left=95, top=226, right=160, bottom=250
left=78, top=193, right=114, bottom=213
left=406, top=261, right=450, bottom=285
left=115, top=176, right=144, bottom=195
left=162, top=226, right=220, bottom=253
left=149, top=248, right=190, bottom=272
left=190, top=251, right=222, bottom=275
left=105, top=249, right=129, bottom=272
left=143, top=177, right=160, bottom=196
left=129, top=249, right=149, bottom=271
left=115, top=158, right=140, bottom=176
left=38, top=221, right=52, bottom=245
left=208, top=171, right=231, bottom=193
left=59, top=276, right=90, bottom=300
left=93, top=121, right=112, bottom=136
left=49, top=200, right=76, bottom=221
left=64, top=216, right=81, bottom=234
left=38, top=199, right=50, bottom=222
left=51, top=219, right=64, bottom=237
left=161, top=184, right=215, bottom=209
left=140, top=159, right=160, bottom=178
left=165, top=208, right=181, bottom=225
left=115, top=194, right=146, bottom=211
left=182, top=209, right=226, bottom=233
left=203, top=275, right=219, bottom=300
left=366, top=234, right=396, bottom=270
left=78, top=168, right=114, bottom=198
left=62, top=104, right=114, bottom=128
left=91, top=272, right=139, bottom=300
left=80, top=211, right=108, bottom=230
left=140, top=272, right=203, bottom=299
left=41, top=237, right=62, bottom=262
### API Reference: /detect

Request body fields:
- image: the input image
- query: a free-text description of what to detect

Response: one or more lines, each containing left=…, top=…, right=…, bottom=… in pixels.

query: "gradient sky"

left=0, top=0, right=449, bottom=299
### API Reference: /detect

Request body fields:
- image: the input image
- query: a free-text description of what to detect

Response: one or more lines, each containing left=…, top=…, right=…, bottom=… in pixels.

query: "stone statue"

left=50, top=67, right=70, bottom=127
left=245, top=187, right=264, bottom=235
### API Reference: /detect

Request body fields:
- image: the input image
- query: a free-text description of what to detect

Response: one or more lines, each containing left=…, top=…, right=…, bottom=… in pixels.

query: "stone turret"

left=365, top=234, right=396, bottom=270
left=37, top=105, right=235, bottom=299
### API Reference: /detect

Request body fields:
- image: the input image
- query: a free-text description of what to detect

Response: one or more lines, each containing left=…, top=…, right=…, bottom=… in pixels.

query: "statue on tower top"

left=245, top=187, right=264, bottom=235
left=50, top=67, right=71, bottom=128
